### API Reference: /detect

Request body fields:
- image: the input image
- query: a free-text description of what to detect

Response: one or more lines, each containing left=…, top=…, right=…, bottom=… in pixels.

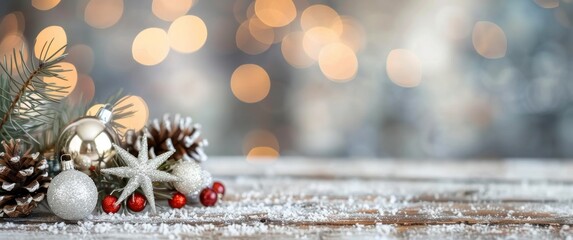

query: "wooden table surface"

left=2, top=158, right=573, bottom=239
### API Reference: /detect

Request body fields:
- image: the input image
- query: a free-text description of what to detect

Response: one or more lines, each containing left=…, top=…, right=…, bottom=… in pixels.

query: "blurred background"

left=1, top=0, right=573, bottom=159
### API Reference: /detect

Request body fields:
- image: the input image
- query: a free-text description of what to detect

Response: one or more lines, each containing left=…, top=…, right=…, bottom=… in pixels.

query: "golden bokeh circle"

left=386, top=49, right=422, bottom=88
left=152, top=0, right=194, bottom=22
left=302, top=27, right=339, bottom=60
left=318, top=42, right=357, bottom=82
left=231, top=64, right=271, bottom=103
left=236, top=20, right=271, bottom=55
left=247, top=147, right=279, bottom=161
left=84, top=0, right=123, bottom=29
left=43, top=62, right=77, bottom=99
left=301, top=4, right=343, bottom=34
left=472, top=21, right=507, bottom=59
left=32, top=0, right=61, bottom=11
left=114, top=95, right=149, bottom=135
left=254, top=0, right=297, bottom=27
left=248, top=17, right=275, bottom=45
left=132, top=28, right=170, bottom=66
left=34, top=25, right=67, bottom=61
left=281, top=31, right=315, bottom=68
left=168, top=15, right=208, bottom=53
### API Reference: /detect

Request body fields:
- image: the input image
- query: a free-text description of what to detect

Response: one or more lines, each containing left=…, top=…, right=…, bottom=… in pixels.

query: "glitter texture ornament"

left=55, top=106, right=119, bottom=172
left=47, top=156, right=98, bottom=220
left=100, top=131, right=179, bottom=214
left=172, top=161, right=203, bottom=195
left=168, top=192, right=187, bottom=209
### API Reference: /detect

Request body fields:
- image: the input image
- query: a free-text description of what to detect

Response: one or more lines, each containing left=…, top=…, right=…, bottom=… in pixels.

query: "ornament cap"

left=60, top=154, right=74, bottom=171
left=95, top=105, right=113, bottom=124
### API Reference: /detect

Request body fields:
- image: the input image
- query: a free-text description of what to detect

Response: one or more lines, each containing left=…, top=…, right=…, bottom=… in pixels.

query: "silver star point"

left=101, top=130, right=180, bottom=214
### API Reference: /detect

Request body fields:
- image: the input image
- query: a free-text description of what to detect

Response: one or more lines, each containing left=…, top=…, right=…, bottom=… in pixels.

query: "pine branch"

left=0, top=40, right=69, bottom=145
left=0, top=68, right=39, bottom=132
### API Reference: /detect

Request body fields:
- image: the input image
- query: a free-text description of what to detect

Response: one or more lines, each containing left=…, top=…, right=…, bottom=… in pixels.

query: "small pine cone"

left=0, top=139, right=51, bottom=217
left=124, top=114, right=208, bottom=162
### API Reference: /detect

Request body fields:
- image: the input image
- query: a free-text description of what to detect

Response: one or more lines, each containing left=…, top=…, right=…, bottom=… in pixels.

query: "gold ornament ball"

left=56, top=106, right=119, bottom=172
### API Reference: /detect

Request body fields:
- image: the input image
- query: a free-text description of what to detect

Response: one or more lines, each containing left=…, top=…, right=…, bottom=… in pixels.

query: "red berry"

left=126, top=192, right=147, bottom=212
left=199, top=188, right=217, bottom=207
left=212, top=181, right=225, bottom=196
left=168, top=192, right=187, bottom=209
left=102, top=195, right=121, bottom=214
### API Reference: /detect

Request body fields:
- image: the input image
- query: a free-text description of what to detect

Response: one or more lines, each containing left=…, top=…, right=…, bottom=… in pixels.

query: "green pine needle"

left=0, top=39, right=69, bottom=147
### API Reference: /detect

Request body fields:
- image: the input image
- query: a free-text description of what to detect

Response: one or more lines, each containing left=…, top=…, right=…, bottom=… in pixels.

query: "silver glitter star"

left=101, top=131, right=180, bottom=214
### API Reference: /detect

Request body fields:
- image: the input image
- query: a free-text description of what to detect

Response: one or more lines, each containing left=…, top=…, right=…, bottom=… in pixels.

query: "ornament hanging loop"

left=60, top=154, right=74, bottom=171
left=96, top=104, right=113, bottom=124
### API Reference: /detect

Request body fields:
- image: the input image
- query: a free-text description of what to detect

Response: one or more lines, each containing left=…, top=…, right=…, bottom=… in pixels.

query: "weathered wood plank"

left=0, top=159, right=572, bottom=239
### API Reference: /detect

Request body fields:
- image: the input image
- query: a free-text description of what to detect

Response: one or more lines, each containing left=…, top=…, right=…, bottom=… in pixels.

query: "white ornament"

left=47, top=157, right=98, bottom=220
left=172, top=161, right=203, bottom=195
left=101, top=131, right=180, bottom=214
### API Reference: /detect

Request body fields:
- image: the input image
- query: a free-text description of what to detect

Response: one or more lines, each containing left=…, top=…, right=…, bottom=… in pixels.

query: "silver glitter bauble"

left=172, top=161, right=203, bottom=195
left=47, top=158, right=98, bottom=220
left=55, top=106, right=119, bottom=172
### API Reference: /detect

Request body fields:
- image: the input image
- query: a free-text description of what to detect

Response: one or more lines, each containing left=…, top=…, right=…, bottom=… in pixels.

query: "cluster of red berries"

left=101, top=181, right=226, bottom=214
left=199, top=181, right=225, bottom=207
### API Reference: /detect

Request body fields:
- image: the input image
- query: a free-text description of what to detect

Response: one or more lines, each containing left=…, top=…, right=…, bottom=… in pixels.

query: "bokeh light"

left=472, top=21, right=507, bottom=59
left=281, top=31, right=315, bottom=68
left=113, top=95, right=149, bottom=135
left=386, top=49, right=422, bottom=88
left=34, top=25, right=66, bottom=61
left=168, top=15, right=208, bottom=53
left=88, top=96, right=150, bottom=135
left=0, top=12, right=25, bottom=37
left=247, top=147, right=280, bottom=161
left=233, top=0, right=251, bottom=23
left=66, top=44, right=94, bottom=73
left=236, top=20, right=271, bottom=55
left=152, top=0, right=193, bottom=22
left=339, top=17, right=366, bottom=52
left=318, top=42, right=357, bottom=82
left=68, top=74, right=95, bottom=105
left=243, top=129, right=280, bottom=153
left=132, top=28, right=170, bottom=66
left=43, top=62, right=77, bottom=99
left=3, top=1, right=570, bottom=159
left=84, top=0, right=123, bottom=29
left=32, top=0, right=60, bottom=11
left=254, top=0, right=297, bottom=27
left=248, top=17, right=275, bottom=45
left=0, top=34, right=28, bottom=60
left=243, top=129, right=280, bottom=161
left=302, top=27, right=339, bottom=60
left=300, top=4, right=343, bottom=34
left=231, top=64, right=271, bottom=103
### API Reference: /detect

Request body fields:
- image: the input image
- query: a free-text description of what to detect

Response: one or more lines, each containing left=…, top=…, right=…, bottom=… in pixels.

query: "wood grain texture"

left=1, top=158, right=572, bottom=239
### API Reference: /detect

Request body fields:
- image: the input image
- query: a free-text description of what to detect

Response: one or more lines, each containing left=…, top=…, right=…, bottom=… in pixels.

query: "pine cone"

left=124, top=114, right=208, bottom=162
left=0, top=139, right=51, bottom=217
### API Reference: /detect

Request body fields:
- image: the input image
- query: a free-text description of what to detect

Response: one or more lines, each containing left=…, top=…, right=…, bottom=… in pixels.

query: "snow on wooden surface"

left=1, top=158, right=573, bottom=239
